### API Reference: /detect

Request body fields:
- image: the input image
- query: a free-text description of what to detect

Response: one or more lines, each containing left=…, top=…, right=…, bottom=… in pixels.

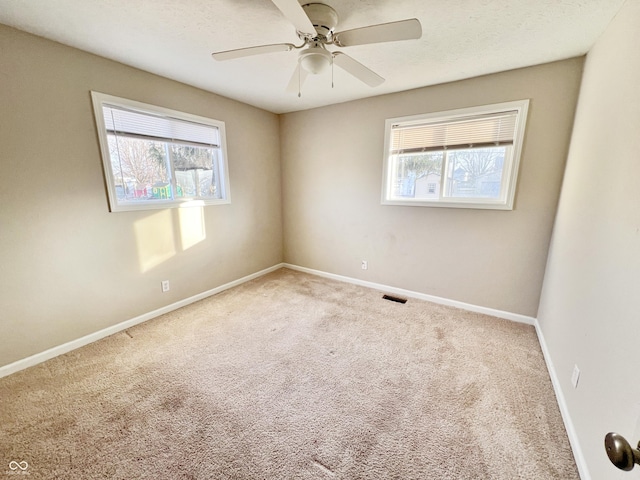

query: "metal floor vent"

left=382, top=294, right=407, bottom=304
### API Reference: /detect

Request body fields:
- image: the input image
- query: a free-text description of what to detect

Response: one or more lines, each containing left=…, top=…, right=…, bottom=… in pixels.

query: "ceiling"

left=0, top=0, right=626, bottom=114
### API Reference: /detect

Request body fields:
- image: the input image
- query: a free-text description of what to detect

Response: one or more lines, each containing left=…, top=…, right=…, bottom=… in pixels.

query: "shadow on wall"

left=133, top=201, right=206, bottom=273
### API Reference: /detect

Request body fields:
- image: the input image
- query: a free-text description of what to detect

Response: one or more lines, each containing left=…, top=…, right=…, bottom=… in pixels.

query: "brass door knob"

left=605, top=432, right=640, bottom=471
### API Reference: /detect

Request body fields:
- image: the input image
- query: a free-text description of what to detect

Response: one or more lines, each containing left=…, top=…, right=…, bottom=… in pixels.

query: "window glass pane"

left=443, top=147, right=506, bottom=199
left=391, top=152, right=443, bottom=199
left=108, top=135, right=173, bottom=203
left=172, top=144, right=222, bottom=199
left=108, top=135, right=223, bottom=204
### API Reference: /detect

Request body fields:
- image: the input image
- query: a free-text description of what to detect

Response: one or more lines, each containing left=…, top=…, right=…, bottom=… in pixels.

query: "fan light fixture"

left=299, top=47, right=332, bottom=74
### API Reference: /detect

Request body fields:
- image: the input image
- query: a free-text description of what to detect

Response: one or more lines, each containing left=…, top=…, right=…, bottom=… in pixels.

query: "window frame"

left=91, top=91, right=231, bottom=212
left=381, top=100, right=529, bottom=210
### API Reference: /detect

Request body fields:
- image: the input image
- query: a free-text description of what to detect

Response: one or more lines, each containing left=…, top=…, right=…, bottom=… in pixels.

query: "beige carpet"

left=0, top=268, right=578, bottom=479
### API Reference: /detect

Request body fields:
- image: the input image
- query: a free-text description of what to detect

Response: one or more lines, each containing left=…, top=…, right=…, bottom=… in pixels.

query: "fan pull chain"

left=331, top=58, right=334, bottom=88
left=298, top=64, right=302, bottom=98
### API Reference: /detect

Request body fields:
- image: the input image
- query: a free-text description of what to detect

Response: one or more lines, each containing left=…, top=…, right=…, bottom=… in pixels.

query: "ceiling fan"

left=211, top=0, right=422, bottom=95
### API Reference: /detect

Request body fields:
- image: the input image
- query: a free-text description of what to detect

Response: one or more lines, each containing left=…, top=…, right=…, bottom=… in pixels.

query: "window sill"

left=381, top=198, right=513, bottom=210
left=108, top=197, right=231, bottom=213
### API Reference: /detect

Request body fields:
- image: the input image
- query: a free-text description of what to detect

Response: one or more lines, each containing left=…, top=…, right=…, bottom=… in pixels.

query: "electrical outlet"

left=361, top=260, right=368, bottom=270
left=161, top=280, right=170, bottom=292
left=571, top=364, right=580, bottom=389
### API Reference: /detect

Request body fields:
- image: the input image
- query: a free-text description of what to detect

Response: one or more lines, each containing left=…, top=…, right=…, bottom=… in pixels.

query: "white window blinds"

left=390, top=111, right=518, bottom=154
left=102, top=104, right=220, bottom=148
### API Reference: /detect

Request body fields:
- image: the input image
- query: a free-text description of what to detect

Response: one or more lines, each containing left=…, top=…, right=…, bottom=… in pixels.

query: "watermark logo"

left=6, top=461, right=29, bottom=476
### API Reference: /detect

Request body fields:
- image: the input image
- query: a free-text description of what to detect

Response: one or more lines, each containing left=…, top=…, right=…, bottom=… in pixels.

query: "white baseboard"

left=0, top=263, right=284, bottom=379
left=283, top=263, right=536, bottom=325
left=535, top=320, right=590, bottom=480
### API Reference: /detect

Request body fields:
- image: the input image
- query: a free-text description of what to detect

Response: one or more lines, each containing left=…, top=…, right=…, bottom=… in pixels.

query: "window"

left=91, top=92, right=230, bottom=212
left=381, top=100, right=529, bottom=210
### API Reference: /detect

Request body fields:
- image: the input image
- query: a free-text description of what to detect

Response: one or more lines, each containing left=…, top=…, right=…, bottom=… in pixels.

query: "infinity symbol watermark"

left=8, top=462, right=28, bottom=471
left=6, top=461, right=30, bottom=475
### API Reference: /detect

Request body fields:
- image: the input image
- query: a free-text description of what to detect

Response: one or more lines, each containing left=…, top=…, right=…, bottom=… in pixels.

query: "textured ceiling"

left=0, top=0, right=626, bottom=113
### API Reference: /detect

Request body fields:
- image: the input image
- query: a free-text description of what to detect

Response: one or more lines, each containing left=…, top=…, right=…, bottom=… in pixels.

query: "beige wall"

left=0, top=25, right=283, bottom=367
left=281, top=59, right=583, bottom=317
left=537, top=1, right=640, bottom=478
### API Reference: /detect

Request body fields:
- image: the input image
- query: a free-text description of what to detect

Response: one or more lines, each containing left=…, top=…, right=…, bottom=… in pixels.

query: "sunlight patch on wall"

left=134, top=210, right=176, bottom=272
left=179, top=201, right=207, bottom=250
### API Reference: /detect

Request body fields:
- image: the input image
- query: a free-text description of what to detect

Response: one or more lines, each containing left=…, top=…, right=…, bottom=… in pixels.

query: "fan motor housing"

left=301, top=3, right=338, bottom=38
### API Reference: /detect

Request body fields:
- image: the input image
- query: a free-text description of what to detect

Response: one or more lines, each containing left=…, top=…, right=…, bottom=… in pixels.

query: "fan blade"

left=212, top=43, right=295, bottom=61
left=333, top=19, right=422, bottom=47
left=271, top=0, right=316, bottom=36
left=333, top=53, right=384, bottom=87
left=286, top=63, right=309, bottom=95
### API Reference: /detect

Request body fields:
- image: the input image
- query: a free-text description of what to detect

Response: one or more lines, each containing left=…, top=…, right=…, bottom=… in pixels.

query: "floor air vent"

left=382, top=294, right=407, bottom=304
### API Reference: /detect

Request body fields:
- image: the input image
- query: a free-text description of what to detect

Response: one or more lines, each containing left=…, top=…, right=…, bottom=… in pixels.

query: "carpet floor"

left=0, top=268, right=579, bottom=479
